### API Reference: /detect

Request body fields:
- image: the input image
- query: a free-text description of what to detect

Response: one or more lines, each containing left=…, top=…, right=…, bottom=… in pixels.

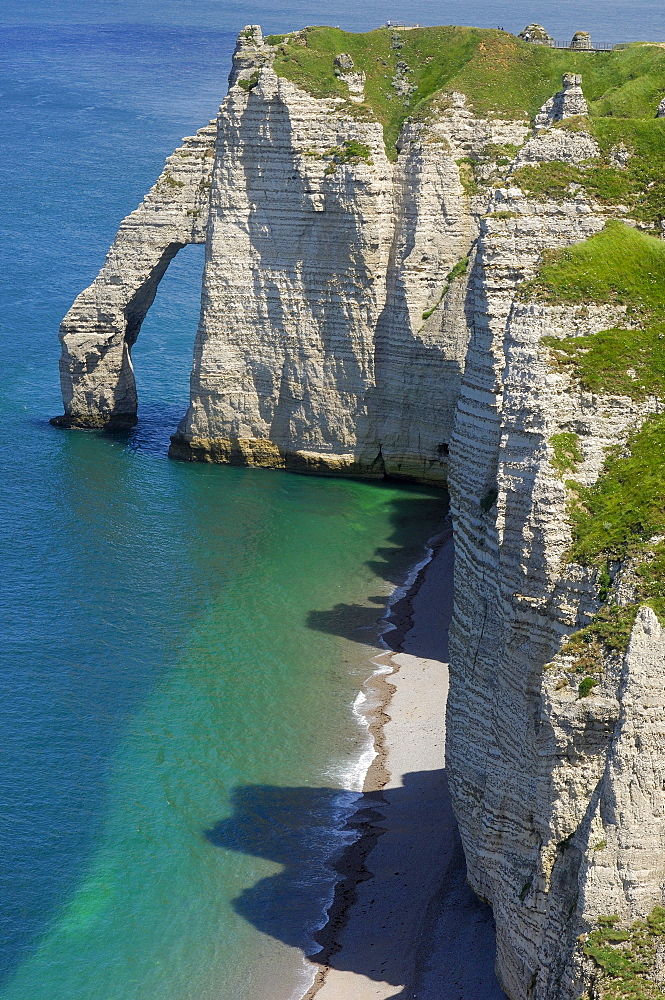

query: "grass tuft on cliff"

left=524, top=222, right=665, bottom=625
left=522, top=221, right=665, bottom=315
left=561, top=604, right=638, bottom=672
left=583, top=908, right=665, bottom=1000
left=550, top=431, right=583, bottom=475
left=268, top=28, right=665, bottom=159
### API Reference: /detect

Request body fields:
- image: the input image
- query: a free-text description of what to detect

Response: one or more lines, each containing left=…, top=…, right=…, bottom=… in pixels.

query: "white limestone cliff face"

left=54, top=120, right=216, bottom=428
left=368, top=103, right=527, bottom=482
left=170, top=60, right=397, bottom=475
left=536, top=607, right=665, bottom=999
left=169, top=39, right=505, bottom=481
left=446, top=168, right=665, bottom=998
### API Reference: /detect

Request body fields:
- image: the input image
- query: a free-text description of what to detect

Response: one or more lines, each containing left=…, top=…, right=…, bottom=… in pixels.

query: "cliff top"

left=263, top=26, right=665, bottom=157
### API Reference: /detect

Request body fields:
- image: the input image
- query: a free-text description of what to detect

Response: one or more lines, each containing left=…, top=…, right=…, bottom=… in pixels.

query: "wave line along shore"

left=299, top=528, right=505, bottom=1000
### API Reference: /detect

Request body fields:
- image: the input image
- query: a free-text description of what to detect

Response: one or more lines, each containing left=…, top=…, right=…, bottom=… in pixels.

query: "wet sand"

left=301, top=533, right=506, bottom=1000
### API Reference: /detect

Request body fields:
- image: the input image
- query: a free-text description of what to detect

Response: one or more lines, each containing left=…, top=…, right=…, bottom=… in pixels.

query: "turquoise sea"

left=1, top=2, right=663, bottom=998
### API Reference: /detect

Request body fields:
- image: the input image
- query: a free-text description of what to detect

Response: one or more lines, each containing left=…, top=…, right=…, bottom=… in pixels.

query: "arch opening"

left=128, top=243, right=206, bottom=454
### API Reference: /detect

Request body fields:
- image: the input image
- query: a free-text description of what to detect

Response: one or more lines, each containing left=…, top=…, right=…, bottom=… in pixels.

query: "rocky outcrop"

left=169, top=44, right=530, bottom=482
left=519, top=24, right=554, bottom=47
left=333, top=53, right=366, bottom=103
left=534, top=74, right=588, bottom=131
left=578, top=607, right=665, bottom=924
left=570, top=31, right=593, bottom=51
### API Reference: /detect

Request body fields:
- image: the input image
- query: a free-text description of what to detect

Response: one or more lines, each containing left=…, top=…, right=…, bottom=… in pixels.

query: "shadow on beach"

left=204, top=771, right=504, bottom=999
left=306, top=489, right=451, bottom=659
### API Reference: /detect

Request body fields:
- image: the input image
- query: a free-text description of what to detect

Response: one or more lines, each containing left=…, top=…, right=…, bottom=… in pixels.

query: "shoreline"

left=300, top=527, right=505, bottom=1000
left=359, top=527, right=452, bottom=798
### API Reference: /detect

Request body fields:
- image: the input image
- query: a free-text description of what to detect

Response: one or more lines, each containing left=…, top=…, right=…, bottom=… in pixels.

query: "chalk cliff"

left=55, top=25, right=530, bottom=483
left=54, top=24, right=665, bottom=999
left=446, top=203, right=665, bottom=998
left=54, top=120, right=216, bottom=428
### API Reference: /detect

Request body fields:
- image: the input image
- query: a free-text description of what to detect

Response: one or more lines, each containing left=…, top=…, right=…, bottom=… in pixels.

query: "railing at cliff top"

left=550, top=40, right=629, bottom=51
left=381, top=27, right=629, bottom=49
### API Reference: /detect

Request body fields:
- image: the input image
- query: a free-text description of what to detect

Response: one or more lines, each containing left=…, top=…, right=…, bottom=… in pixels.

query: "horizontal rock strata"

left=53, top=120, right=216, bottom=429
left=447, top=177, right=665, bottom=997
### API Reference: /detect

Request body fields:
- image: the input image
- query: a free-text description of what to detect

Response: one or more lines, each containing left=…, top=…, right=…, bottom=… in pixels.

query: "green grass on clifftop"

left=268, top=28, right=665, bottom=158
left=523, top=221, right=665, bottom=308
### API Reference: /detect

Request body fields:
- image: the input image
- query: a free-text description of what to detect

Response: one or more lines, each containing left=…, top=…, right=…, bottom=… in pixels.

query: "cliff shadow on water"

left=204, top=484, right=504, bottom=999
left=306, top=489, right=450, bottom=659
left=204, top=771, right=503, bottom=999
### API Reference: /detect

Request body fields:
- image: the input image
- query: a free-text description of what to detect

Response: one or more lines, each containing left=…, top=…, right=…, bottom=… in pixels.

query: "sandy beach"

left=301, top=532, right=506, bottom=1000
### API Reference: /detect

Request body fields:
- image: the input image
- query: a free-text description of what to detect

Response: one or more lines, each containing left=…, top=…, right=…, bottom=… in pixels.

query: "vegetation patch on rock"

left=527, top=222, right=665, bottom=400
left=513, top=118, right=665, bottom=231
left=583, top=909, right=665, bottom=1000
left=550, top=431, right=583, bottom=475
left=561, top=604, right=638, bottom=668
left=238, top=71, right=260, bottom=91
left=321, top=139, right=373, bottom=174
left=578, top=675, right=599, bottom=697
left=525, top=223, right=665, bottom=639
left=568, top=415, right=665, bottom=615
left=422, top=256, right=469, bottom=319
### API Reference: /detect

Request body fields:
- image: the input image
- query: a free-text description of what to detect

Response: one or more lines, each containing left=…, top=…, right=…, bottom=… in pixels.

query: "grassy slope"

left=267, top=27, right=665, bottom=158
left=269, top=26, right=481, bottom=156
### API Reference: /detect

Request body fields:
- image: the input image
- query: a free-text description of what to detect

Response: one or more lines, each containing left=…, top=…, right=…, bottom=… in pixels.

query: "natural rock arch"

left=51, top=120, right=217, bottom=430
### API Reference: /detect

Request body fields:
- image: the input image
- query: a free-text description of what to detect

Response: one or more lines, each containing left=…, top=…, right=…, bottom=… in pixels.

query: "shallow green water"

left=2, top=425, right=445, bottom=1000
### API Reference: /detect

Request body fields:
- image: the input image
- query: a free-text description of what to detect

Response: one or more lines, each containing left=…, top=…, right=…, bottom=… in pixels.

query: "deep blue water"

left=1, top=3, right=663, bottom=998
left=3, top=0, right=664, bottom=42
